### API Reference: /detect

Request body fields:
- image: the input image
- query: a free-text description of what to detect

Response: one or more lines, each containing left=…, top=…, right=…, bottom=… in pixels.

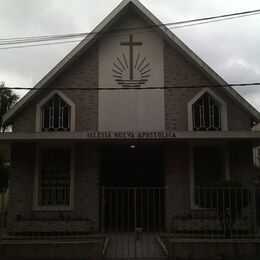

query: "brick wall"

left=164, top=142, right=192, bottom=230
left=229, top=141, right=255, bottom=185
left=164, top=41, right=252, bottom=131
left=7, top=140, right=255, bottom=233
left=11, top=39, right=253, bottom=133
left=73, top=142, right=99, bottom=228
left=7, top=142, right=100, bottom=234
left=7, top=30, right=256, bottom=235
left=8, top=142, right=35, bottom=225
left=12, top=44, right=99, bottom=133
left=164, top=141, right=255, bottom=231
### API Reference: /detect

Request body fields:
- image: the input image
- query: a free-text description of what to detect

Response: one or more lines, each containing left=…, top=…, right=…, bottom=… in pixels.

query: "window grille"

left=253, top=147, right=260, bottom=168
left=253, top=147, right=260, bottom=184
left=193, top=146, right=224, bottom=187
left=39, top=148, right=71, bottom=206
left=42, top=94, right=71, bottom=132
left=192, top=93, right=221, bottom=131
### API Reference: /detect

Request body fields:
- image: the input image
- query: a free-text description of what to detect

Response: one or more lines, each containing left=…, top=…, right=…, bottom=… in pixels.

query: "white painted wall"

left=98, top=13, right=165, bottom=131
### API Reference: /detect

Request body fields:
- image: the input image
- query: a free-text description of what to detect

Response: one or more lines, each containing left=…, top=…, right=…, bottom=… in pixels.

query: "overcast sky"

left=0, top=0, right=260, bottom=110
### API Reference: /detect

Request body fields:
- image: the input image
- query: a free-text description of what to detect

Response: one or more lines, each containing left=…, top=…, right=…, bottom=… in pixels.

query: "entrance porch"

left=2, top=139, right=259, bottom=235
left=100, top=145, right=165, bottom=232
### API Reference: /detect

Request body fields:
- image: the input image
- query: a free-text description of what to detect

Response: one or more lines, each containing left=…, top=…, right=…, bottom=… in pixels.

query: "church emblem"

left=112, top=35, right=151, bottom=87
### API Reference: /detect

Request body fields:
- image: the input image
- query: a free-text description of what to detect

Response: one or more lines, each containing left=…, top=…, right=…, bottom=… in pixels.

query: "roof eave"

left=1, top=131, right=260, bottom=141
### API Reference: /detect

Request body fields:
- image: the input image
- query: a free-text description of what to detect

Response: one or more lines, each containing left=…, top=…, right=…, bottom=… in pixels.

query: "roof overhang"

left=1, top=131, right=260, bottom=142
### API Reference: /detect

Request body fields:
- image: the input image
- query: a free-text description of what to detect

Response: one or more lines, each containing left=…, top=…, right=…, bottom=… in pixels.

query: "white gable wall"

left=98, top=13, right=165, bottom=131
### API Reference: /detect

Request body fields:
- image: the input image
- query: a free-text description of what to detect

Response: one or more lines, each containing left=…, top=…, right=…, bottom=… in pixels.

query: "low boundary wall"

left=0, top=239, right=104, bottom=259
left=166, top=239, right=260, bottom=259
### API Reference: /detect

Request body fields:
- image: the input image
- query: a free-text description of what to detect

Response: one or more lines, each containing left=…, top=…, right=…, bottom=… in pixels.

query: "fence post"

left=134, top=188, right=137, bottom=258
left=253, top=187, right=257, bottom=238
left=0, top=189, right=5, bottom=240
left=134, top=188, right=137, bottom=230
left=101, top=187, right=104, bottom=234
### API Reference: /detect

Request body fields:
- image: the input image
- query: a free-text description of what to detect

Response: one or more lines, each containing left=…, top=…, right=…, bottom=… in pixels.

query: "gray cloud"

left=0, top=0, right=260, bottom=110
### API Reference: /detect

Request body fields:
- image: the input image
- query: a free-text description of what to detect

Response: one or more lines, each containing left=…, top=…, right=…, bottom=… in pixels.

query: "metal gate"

left=100, top=187, right=168, bottom=258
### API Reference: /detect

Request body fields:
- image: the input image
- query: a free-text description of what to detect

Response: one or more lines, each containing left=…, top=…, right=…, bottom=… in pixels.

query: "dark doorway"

left=100, top=145, right=164, bottom=187
left=100, top=145, right=165, bottom=232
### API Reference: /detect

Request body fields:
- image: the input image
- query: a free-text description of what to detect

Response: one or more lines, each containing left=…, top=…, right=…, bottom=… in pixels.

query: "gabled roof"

left=3, top=0, right=260, bottom=124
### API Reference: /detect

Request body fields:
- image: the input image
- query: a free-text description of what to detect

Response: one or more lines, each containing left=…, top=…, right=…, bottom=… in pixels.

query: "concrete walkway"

left=104, top=233, right=167, bottom=259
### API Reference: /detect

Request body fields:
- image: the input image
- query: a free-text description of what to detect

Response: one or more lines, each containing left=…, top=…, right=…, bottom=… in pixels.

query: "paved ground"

left=104, top=233, right=167, bottom=259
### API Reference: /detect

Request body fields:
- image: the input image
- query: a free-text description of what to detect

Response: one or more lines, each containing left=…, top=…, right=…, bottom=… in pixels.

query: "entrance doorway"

left=100, top=145, right=165, bottom=232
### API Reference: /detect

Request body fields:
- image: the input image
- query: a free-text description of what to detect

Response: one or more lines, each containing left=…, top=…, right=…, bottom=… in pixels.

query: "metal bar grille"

left=42, top=94, right=71, bottom=132
left=100, top=187, right=166, bottom=233
left=171, top=186, right=260, bottom=239
left=193, top=93, right=222, bottom=131
left=100, top=187, right=167, bottom=258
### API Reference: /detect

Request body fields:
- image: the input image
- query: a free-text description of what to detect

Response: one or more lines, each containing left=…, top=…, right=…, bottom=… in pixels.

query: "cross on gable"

left=121, top=35, right=143, bottom=80
left=120, top=35, right=143, bottom=47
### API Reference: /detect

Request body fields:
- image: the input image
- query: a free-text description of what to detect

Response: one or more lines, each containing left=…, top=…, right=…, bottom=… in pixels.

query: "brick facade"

left=12, top=45, right=99, bottom=133
left=7, top=140, right=255, bottom=234
left=164, top=141, right=255, bottom=232
left=7, top=142, right=100, bottom=234
left=11, top=41, right=252, bottom=133
left=164, top=41, right=252, bottom=131
left=6, top=27, right=257, bottom=235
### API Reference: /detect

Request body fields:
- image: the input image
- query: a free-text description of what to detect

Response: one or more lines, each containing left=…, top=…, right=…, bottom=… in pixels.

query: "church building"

left=1, top=0, right=260, bottom=258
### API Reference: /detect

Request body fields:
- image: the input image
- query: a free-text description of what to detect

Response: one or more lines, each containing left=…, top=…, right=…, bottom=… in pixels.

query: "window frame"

left=189, top=142, right=230, bottom=209
left=253, top=145, right=260, bottom=185
left=188, top=88, right=228, bottom=131
left=33, top=142, right=75, bottom=211
left=35, top=90, right=75, bottom=132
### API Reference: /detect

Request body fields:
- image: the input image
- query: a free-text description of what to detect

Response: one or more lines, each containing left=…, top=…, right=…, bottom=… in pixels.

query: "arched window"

left=41, top=94, right=71, bottom=132
left=188, top=88, right=227, bottom=131
left=192, top=93, right=221, bottom=131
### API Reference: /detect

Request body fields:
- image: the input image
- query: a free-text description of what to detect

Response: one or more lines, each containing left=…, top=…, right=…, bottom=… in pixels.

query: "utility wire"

left=1, top=8, right=260, bottom=43
left=0, top=40, right=81, bottom=50
left=0, top=8, right=260, bottom=50
left=1, top=83, right=260, bottom=91
left=0, top=12, right=258, bottom=50
left=167, top=12, right=260, bottom=29
left=1, top=12, right=259, bottom=50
